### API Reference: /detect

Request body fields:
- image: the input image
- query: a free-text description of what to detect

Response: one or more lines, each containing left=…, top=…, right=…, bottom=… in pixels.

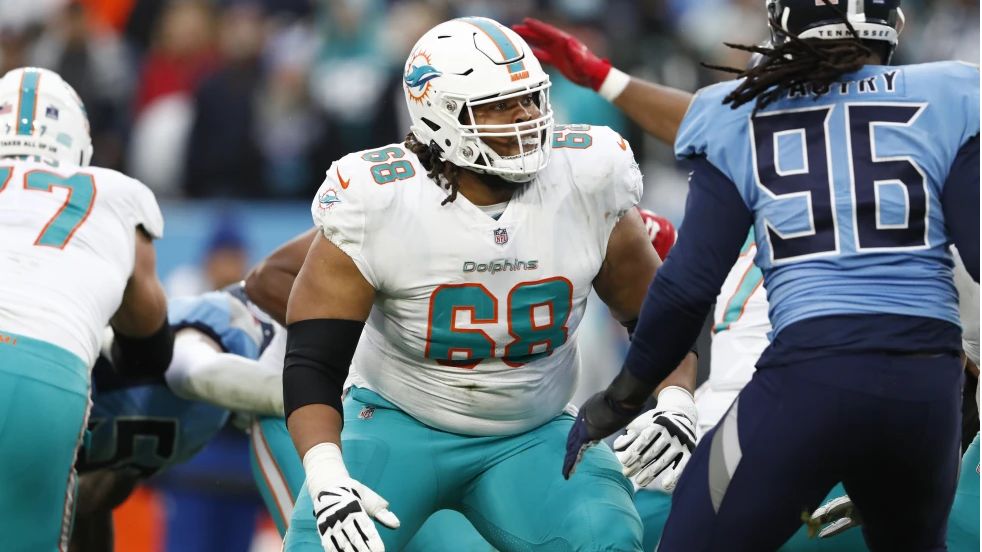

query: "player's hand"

left=613, top=386, right=697, bottom=491
left=305, top=443, right=400, bottom=552
left=512, top=18, right=612, bottom=91
left=808, top=495, right=862, bottom=539
left=564, top=391, right=644, bottom=479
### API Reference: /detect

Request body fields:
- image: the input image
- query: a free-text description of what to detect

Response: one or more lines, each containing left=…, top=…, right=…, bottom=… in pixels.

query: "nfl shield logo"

left=493, top=228, right=508, bottom=245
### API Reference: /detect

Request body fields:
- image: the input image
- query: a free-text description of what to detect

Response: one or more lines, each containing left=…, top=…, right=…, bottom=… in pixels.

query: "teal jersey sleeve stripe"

left=740, top=228, right=756, bottom=256
left=461, top=18, right=526, bottom=75
left=16, top=70, right=40, bottom=136
left=714, top=231, right=763, bottom=334
left=713, top=265, right=764, bottom=334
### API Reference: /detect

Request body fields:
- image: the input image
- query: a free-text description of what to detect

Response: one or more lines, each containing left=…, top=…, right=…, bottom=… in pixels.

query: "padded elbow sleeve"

left=111, top=317, right=175, bottom=377
left=283, top=318, right=364, bottom=420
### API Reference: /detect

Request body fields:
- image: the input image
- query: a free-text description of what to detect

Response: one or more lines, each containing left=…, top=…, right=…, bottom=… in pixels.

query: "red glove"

left=512, top=17, right=612, bottom=91
left=637, top=208, right=677, bottom=261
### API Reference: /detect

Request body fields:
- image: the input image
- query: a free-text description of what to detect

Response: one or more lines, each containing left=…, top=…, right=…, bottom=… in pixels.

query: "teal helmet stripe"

left=461, top=18, right=526, bottom=74
left=16, top=70, right=41, bottom=136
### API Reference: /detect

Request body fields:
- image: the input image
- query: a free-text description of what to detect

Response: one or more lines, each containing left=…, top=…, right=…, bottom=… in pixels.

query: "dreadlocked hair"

left=702, top=0, right=875, bottom=112
left=404, top=132, right=462, bottom=205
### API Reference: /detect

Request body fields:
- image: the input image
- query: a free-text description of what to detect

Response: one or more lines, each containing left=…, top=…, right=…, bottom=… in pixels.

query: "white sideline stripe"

left=252, top=419, right=294, bottom=526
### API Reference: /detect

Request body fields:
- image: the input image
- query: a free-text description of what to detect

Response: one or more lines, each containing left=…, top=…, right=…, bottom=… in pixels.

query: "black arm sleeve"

left=110, top=318, right=174, bottom=377
left=283, top=318, right=364, bottom=420
left=621, top=157, right=754, bottom=387
left=942, top=134, right=980, bottom=283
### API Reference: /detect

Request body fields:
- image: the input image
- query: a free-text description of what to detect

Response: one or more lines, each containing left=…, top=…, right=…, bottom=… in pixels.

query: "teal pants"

left=284, top=387, right=642, bottom=551
left=947, top=434, right=980, bottom=552
left=249, top=416, right=496, bottom=550
left=0, top=332, right=89, bottom=552
left=249, top=416, right=306, bottom=534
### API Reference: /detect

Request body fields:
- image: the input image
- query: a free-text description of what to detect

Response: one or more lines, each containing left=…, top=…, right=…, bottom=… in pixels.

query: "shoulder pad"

left=87, top=166, right=165, bottom=239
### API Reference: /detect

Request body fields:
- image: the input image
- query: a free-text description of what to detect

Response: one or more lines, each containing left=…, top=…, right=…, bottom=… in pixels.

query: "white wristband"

left=598, top=67, right=631, bottom=101
left=303, top=442, right=349, bottom=496
left=656, top=386, right=697, bottom=421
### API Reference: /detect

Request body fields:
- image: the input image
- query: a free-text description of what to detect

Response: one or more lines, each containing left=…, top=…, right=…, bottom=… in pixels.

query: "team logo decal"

left=493, top=228, right=508, bottom=245
left=404, top=50, right=442, bottom=104
left=317, top=188, right=341, bottom=210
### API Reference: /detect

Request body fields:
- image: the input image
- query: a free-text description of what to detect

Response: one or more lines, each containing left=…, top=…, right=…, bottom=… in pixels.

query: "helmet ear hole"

left=421, top=117, right=441, bottom=132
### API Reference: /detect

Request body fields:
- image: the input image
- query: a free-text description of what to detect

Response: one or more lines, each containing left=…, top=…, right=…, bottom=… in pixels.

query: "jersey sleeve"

left=947, top=62, right=980, bottom=146
left=310, top=156, right=386, bottom=289
left=675, top=81, right=740, bottom=161
left=111, top=171, right=165, bottom=239
left=952, top=246, right=980, bottom=366
left=560, top=126, right=643, bottom=259
left=674, top=80, right=752, bottom=192
left=563, top=125, right=643, bottom=219
left=168, top=291, right=263, bottom=359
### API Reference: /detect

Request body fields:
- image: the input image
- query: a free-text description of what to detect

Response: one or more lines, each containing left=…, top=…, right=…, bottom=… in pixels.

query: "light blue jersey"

left=676, top=62, right=980, bottom=336
left=79, top=291, right=265, bottom=476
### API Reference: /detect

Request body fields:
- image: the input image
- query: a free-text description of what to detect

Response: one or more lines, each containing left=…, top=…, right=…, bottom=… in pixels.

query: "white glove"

left=613, top=386, right=697, bottom=491
left=304, top=442, right=400, bottom=552
left=809, top=495, right=862, bottom=538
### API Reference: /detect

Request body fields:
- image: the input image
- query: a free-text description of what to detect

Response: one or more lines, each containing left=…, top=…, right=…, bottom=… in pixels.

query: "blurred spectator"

left=128, top=0, right=217, bottom=195
left=166, top=212, right=249, bottom=296
left=184, top=1, right=267, bottom=198
left=0, top=0, right=66, bottom=34
left=0, top=29, right=35, bottom=75
left=31, top=1, right=132, bottom=168
left=79, top=0, right=137, bottom=31
left=308, top=0, right=401, bottom=153
left=905, top=0, right=979, bottom=64
left=257, top=21, right=332, bottom=197
left=134, top=0, right=216, bottom=114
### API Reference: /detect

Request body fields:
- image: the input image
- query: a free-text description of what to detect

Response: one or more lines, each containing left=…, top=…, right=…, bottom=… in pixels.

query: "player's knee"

left=561, top=501, right=643, bottom=552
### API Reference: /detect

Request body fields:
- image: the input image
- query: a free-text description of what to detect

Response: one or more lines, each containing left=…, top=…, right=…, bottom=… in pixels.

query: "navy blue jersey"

left=676, top=62, right=979, bottom=335
left=78, top=291, right=265, bottom=476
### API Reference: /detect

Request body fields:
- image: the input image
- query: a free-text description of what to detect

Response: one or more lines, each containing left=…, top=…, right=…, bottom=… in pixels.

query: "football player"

left=240, top=206, right=679, bottom=549
left=564, top=0, right=978, bottom=550
left=519, top=12, right=980, bottom=552
left=0, top=67, right=171, bottom=552
left=276, top=16, right=701, bottom=552
left=71, top=285, right=284, bottom=551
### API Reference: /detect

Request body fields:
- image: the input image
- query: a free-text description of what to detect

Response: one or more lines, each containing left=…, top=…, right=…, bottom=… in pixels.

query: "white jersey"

left=312, top=126, right=642, bottom=436
left=952, top=246, right=979, bottom=366
left=0, top=160, right=163, bottom=366
left=708, top=231, right=770, bottom=393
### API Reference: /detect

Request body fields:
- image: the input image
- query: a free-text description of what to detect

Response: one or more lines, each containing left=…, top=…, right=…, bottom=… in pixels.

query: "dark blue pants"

left=658, top=353, right=964, bottom=552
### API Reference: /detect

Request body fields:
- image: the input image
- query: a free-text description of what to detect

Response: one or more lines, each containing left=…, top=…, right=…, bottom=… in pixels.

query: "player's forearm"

left=612, top=78, right=693, bottom=145
left=245, top=228, right=318, bottom=325
left=245, top=261, right=296, bottom=326
left=288, top=403, right=343, bottom=458
left=655, top=352, right=698, bottom=395
left=166, top=330, right=284, bottom=416
left=623, top=157, right=752, bottom=386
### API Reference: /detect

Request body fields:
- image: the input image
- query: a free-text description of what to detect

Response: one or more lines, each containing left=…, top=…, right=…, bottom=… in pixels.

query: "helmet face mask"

left=0, top=67, right=93, bottom=167
left=404, top=17, right=554, bottom=183
left=765, top=0, right=905, bottom=62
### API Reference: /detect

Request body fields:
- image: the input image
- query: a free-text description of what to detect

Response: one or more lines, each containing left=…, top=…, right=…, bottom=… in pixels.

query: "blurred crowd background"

left=0, top=0, right=975, bottom=550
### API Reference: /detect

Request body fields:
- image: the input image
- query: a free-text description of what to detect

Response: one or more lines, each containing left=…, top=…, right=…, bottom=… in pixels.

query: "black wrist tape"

left=111, top=318, right=175, bottom=378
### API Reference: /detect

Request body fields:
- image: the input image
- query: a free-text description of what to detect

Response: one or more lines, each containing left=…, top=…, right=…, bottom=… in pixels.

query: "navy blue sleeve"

left=622, top=157, right=754, bottom=385
left=942, top=134, right=979, bottom=283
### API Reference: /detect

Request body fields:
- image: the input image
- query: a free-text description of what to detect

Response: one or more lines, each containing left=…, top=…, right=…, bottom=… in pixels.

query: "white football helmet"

left=0, top=67, right=93, bottom=167
left=403, top=17, right=553, bottom=183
